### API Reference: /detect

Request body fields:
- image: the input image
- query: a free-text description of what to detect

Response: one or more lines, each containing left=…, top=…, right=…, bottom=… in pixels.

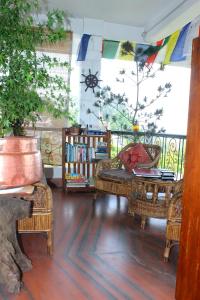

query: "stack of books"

left=132, top=168, right=161, bottom=178
left=65, top=143, right=95, bottom=162
left=65, top=173, right=89, bottom=187
left=87, top=130, right=105, bottom=135
left=132, top=168, right=175, bottom=181
left=95, top=141, right=108, bottom=160
left=160, top=169, right=175, bottom=181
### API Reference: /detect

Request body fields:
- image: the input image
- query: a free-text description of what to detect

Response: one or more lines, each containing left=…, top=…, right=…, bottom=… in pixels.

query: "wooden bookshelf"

left=62, top=128, right=111, bottom=191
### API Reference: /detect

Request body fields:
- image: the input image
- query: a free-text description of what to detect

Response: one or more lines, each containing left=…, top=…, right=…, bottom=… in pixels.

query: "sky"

left=101, top=59, right=191, bottom=135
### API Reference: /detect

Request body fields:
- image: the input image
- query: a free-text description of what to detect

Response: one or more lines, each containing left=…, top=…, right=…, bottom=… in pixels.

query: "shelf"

left=64, top=185, right=96, bottom=192
left=65, top=161, right=98, bottom=164
left=62, top=128, right=111, bottom=192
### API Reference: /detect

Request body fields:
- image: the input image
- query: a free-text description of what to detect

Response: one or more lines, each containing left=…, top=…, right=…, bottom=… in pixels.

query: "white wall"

left=70, top=17, right=145, bottom=129
left=70, top=17, right=144, bottom=43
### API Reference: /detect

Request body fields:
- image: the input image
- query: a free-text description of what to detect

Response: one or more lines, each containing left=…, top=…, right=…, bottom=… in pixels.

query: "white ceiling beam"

left=143, top=0, right=200, bottom=42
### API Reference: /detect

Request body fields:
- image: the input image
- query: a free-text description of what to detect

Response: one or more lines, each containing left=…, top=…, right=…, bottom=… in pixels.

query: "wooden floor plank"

left=0, top=189, right=177, bottom=299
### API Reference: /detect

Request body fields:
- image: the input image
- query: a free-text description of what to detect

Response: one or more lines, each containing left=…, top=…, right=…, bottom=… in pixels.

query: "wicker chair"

left=94, top=143, right=161, bottom=199
left=164, top=179, right=183, bottom=261
left=128, top=177, right=182, bottom=229
left=17, top=181, right=53, bottom=255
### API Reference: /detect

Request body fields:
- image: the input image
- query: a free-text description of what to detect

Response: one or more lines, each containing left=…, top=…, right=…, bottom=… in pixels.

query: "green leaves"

left=0, top=0, right=71, bottom=136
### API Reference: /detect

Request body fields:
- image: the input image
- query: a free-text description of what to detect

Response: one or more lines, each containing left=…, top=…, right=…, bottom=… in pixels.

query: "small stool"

left=17, top=182, right=53, bottom=255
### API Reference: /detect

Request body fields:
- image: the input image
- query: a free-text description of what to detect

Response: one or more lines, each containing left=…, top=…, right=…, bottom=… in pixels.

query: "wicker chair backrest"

left=117, top=143, right=161, bottom=166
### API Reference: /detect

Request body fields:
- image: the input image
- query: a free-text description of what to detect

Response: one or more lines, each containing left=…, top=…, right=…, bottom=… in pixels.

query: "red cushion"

left=119, top=144, right=151, bottom=172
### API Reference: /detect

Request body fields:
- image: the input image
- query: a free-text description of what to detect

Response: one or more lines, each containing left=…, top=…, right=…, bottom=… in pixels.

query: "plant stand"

left=0, top=196, right=32, bottom=294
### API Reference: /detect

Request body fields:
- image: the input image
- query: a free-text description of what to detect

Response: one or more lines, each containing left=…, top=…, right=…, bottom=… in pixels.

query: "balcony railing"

left=111, top=131, right=186, bottom=179
left=26, top=128, right=186, bottom=179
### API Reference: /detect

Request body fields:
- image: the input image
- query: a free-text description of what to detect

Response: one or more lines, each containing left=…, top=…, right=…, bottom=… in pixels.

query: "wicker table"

left=128, top=177, right=177, bottom=229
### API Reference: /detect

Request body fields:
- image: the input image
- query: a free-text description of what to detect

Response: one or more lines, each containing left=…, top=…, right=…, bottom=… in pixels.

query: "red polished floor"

left=0, top=188, right=178, bottom=300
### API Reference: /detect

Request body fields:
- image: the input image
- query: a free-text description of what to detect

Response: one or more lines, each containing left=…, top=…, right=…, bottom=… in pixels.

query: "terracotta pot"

left=69, top=126, right=81, bottom=135
left=0, top=137, right=42, bottom=189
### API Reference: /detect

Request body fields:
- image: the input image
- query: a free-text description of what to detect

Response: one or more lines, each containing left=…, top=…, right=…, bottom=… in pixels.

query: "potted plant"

left=69, top=123, right=82, bottom=135
left=0, top=0, right=72, bottom=188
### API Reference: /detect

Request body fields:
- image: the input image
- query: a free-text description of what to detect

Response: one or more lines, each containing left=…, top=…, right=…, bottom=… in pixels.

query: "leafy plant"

left=70, top=122, right=81, bottom=128
left=87, top=41, right=172, bottom=133
left=0, top=0, right=73, bottom=136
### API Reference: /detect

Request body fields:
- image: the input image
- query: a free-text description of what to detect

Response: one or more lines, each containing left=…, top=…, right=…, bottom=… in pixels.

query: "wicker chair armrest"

left=24, top=181, right=53, bottom=210
left=95, top=157, right=121, bottom=176
left=167, top=179, right=183, bottom=221
left=167, top=192, right=182, bottom=222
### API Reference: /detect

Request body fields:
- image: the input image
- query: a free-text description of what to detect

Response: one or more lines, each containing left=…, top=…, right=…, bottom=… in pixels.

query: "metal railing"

left=111, top=131, right=186, bottom=179
left=26, top=128, right=186, bottom=179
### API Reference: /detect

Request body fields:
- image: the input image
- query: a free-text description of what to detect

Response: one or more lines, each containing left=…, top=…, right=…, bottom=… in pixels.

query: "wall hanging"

left=80, top=69, right=102, bottom=93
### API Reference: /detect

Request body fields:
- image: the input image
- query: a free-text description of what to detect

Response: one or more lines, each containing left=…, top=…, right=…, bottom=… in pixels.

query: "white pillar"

left=79, top=35, right=102, bottom=129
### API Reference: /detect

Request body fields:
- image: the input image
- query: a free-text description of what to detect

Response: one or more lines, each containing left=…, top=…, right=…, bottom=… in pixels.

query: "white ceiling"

left=43, top=0, right=179, bottom=27
left=41, top=0, right=200, bottom=41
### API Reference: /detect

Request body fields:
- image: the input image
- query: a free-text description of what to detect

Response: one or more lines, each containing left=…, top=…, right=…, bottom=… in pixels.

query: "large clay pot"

left=0, top=137, right=42, bottom=189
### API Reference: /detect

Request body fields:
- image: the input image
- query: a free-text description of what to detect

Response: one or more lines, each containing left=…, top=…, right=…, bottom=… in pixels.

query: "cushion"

left=119, top=143, right=151, bottom=172
left=98, top=169, right=134, bottom=183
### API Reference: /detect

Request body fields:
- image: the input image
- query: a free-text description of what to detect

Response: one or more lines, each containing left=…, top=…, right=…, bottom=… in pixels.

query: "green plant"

left=87, top=42, right=172, bottom=133
left=70, top=123, right=81, bottom=128
left=0, top=0, right=73, bottom=136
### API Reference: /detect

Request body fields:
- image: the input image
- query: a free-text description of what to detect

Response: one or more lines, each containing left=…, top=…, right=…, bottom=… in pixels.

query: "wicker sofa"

left=17, top=181, right=53, bottom=255
left=94, top=143, right=161, bottom=199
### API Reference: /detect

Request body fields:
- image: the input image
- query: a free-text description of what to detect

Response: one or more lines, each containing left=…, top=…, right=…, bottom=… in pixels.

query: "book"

left=161, top=176, right=175, bottom=181
left=160, top=169, right=175, bottom=176
left=0, top=185, right=35, bottom=195
left=132, top=168, right=162, bottom=178
left=67, top=183, right=88, bottom=187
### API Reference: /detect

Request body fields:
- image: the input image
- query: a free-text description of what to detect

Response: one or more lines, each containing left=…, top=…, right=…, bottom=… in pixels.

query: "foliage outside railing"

left=26, top=128, right=186, bottom=179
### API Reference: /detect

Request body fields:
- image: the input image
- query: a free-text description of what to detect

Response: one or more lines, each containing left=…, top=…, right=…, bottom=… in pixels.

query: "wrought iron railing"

left=27, top=128, right=186, bottom=179
left=111, top=131, right=186, bottom=179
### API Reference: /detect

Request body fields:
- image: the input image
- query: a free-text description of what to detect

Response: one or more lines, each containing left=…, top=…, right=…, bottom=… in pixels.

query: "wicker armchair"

left=17, top=181, right=53, bottom=255
left=128, top=178, right=182, bottom=229
left=164, top=179, right=183, bottom=261
left=94, top=143, right=161, bottom=199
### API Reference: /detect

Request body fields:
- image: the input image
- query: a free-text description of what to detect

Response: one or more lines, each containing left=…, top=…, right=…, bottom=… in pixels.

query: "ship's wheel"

left=80, top=69, right=102, bottom=93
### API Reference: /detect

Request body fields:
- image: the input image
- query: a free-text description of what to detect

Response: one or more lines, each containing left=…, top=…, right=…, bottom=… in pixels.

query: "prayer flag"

left=135, top=44, right=149, bottom=63
left=163, top=30, right=180, bottom=65
left=77, top=34, right=91, bottom=61
left=118, top=41, right=135, bottom=61
left=183, top=16, right=200, bottom=57
left=102, top=40, right=120, bottom=59
left=146, top=40, right=163, bottom=64
left=143, top=36, right=169, bottom=58
left=170, top=23, right=191, bottom=62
